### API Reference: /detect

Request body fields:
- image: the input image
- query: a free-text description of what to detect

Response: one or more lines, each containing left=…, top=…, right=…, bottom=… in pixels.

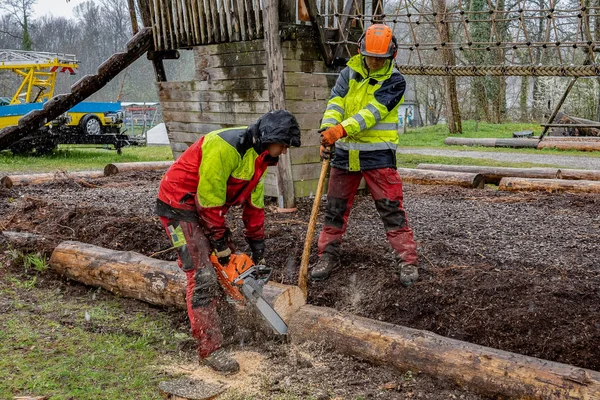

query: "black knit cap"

left=250, top=110, right=301, bottom=153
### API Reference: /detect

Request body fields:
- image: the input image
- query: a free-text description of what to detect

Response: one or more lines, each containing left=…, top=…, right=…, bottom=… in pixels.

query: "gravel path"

left=398, top=148, right=600, bottom=169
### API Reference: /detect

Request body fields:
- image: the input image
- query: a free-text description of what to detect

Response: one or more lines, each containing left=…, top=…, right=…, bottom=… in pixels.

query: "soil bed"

left=1, top=171, right=599, bottom=376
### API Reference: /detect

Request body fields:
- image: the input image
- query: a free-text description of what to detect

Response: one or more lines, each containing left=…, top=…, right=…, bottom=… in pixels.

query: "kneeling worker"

left=156, top=110, right=301, bottom=373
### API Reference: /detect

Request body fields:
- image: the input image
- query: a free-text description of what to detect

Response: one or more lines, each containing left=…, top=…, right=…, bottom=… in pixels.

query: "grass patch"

left=0, top=252, right=188, bottom=400
left=0, top=145, right=173, bottom=174
left=399, top=121, right=600, bottom=158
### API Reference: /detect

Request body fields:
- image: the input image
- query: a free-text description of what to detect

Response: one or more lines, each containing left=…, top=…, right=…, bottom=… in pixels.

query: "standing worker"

left=310, top=24, right=419, bottom=286
left=156, top=110, right=301, bottom=373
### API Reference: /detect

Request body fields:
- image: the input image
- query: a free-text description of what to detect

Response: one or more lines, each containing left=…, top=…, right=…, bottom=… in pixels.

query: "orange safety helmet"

left=358, top=24, right=398, bottom=59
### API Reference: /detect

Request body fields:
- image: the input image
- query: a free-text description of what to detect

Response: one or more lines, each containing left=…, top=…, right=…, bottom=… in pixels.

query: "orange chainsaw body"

left=209, top=253, right=254, bottom=302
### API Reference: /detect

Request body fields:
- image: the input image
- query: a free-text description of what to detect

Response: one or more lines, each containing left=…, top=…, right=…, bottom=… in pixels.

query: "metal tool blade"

left=241, top=277, right=288, bottom=335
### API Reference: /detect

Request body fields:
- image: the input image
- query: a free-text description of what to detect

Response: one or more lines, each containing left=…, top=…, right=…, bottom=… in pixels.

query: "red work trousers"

left=317, top=167, right=418, bottom=265
left=160, top=216, right=223, bottom=359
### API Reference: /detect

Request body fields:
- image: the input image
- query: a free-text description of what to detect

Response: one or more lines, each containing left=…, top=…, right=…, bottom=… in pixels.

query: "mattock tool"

left=298, top=147, right=331, bottom=298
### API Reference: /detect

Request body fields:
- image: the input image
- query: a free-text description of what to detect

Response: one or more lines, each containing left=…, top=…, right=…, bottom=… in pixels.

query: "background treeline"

left=0, top=0, right=193, bottom=103
left=1, top=0, right=599, bottom=124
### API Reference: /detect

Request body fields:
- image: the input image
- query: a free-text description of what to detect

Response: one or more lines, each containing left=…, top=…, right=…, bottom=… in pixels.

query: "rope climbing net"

left=317, top=0, right=600, bottom=76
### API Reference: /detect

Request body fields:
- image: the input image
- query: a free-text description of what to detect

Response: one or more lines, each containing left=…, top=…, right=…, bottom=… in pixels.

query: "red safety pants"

left=160, top=216, right=223, bottom=359
left=317, top=167, right=418, bottom=265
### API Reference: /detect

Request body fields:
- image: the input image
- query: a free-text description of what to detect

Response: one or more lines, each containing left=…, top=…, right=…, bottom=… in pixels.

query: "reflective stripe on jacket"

left=157, top=127, right=277, bottom=241
left=320, top=54, right=405, bottom=171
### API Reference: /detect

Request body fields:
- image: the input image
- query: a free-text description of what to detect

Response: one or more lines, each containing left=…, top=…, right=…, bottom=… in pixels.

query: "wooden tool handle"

left=298, top=158, right=330, bottom=298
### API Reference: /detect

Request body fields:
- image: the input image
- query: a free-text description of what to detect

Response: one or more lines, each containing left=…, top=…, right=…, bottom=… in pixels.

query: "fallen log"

left=499, top=177, right=600, bottom=193
left=559, top=168, right=600, bottom=181
left=48, top=241, right=600, bottom=399
left=48, top=241, right=305, bottom=322
left=289, top=305, right=600, bottom=400
left=103, top=161, right=174, bottom=176
left=397, top=168, right=484, bottom=189
left=416, top=164, right=561, bottom=184
left=1, top=170, right=105, bottom=189
left=444, top=137, right=539, bottom=148
left=537, top=140, right=600, bottom=151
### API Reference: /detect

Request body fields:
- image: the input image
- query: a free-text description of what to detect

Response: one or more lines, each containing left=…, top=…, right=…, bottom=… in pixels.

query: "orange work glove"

left=320, top=125, right=347, bottom=146
left=320, top=145, right=332, bottom=160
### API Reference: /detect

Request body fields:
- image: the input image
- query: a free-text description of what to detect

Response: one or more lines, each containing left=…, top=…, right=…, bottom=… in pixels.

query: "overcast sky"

left=32, top=0, right=78, bottom=19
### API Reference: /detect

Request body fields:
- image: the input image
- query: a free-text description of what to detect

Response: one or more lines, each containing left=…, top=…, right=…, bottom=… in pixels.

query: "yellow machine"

left=0, top=49, right=78, bottom=105
left=0, top=49, right=131, bottom=155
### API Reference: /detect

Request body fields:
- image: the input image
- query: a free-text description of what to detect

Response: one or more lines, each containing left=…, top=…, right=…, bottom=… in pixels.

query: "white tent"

left=146, top=123, right=170, bottom=146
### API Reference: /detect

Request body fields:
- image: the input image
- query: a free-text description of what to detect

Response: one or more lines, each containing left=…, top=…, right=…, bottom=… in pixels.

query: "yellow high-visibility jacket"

left=320, top=54, right=405, bottom=171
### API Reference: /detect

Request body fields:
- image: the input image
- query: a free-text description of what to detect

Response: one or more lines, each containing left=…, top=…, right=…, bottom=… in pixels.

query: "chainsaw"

left=209, top=253, right=288, bottom=335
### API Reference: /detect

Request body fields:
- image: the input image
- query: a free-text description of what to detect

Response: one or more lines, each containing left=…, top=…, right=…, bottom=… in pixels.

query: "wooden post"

left=263, top=0, right=296, bottom=209
left=305, top=0, right=334, bottom=65
left=128, top=0, right=139, bottom=34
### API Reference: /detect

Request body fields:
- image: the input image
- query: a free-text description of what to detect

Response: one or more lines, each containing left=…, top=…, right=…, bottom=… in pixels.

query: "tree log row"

left=397, top=168, right=484, bottom=189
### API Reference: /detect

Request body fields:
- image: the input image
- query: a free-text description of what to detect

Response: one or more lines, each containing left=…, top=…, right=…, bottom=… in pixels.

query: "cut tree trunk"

left=47, top=241, right=600, bottom=400
left=48, top=241, right=305, bottom=322
left=537, top=140, right=600, bottom=151
left=397, top=168, right=484, bottom=189
left=288, top=305, right=600, bottom=400
left=416, top=164, right=561, bottom=184
left=558, top=168, right=600, bottom=181
left=499, top=177, right=600, bottom=193
left=1, top=170, right=105, bottom=189
left=103, top=161, right=174, bottom=176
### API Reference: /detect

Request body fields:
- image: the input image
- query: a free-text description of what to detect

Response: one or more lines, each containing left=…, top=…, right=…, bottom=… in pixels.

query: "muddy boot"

left=397, top=262, right=419, bottom=287
left=310, top=254, right=340, bottom=281
left=201, top=348, right=240, bottom=374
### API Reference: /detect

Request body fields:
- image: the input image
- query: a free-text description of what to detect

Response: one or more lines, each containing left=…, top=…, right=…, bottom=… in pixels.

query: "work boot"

left=310, top=254, right=340, bottom=281
left=201, top=348, right=240, bottom=374
left=397, top=262, right=419, bottom=287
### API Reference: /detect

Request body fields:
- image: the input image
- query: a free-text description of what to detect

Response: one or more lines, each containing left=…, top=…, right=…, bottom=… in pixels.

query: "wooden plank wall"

left=158, top=35, right=336, bottom=198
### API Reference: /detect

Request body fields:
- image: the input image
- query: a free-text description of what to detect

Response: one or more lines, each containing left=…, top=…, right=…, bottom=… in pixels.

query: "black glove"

left=246, top=238, right=265, bottom=265
left=211, top=238, right=232, bottom=265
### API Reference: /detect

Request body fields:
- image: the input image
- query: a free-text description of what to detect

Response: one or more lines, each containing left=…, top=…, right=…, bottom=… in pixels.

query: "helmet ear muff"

left=390, top=36, right=398, bottom=59
left=357, top=32, right=366, bottom=55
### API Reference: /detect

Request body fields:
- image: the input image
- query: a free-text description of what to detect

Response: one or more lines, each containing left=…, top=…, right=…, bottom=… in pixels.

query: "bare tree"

left=0, top=0, right=37, bottom=50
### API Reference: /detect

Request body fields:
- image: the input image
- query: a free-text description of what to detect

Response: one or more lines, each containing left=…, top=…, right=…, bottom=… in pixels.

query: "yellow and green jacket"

left=320, top=54, right=405, bottom=171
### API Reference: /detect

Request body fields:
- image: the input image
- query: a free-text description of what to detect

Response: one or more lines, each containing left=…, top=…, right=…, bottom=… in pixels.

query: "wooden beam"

left=103, top=161, right=174, bottom=176
left=304, top=0, right=334, bottom=65
left=416, top=164, right=561, bottom=185
left=444, top=137, right=540, bottom=148
left=397, top=168, right=484, bottom=189
left=499, top=177, right=600, bottom=193
left=128, top=0, right=139, bottom=34
left=289, top=305, right=600, bottom=400
left=263, top=0, right=296, bottom=209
